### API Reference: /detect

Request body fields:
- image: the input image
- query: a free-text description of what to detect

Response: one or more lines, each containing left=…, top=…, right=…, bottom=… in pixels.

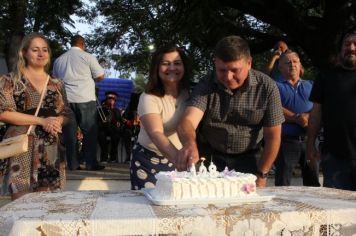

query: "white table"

left=0, top=187, right=355, bottom=236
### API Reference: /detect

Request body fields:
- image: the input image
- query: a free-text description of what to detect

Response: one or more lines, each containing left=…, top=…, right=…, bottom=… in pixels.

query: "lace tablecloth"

left=0, top=187, right=355, bottom=236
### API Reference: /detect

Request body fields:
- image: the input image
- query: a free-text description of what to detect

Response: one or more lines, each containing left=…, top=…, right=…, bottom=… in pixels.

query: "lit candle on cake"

left=208, top=162, right=219, bottom=177
left=188, top=162, right=197, bottom=176
left=199, top=157, right=208, bottom=176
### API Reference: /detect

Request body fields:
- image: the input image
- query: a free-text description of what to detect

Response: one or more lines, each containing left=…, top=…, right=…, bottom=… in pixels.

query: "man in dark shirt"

left=98, top=91, right=123, bottom=163
left=307, top=28, right=356, bottom=190
left=177, top=36, right=284, bottom=187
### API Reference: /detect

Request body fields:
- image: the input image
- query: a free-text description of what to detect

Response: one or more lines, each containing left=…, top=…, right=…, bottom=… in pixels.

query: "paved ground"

left=65, top=163, right=131, bottom=191
left=0, top=163, right=131, bottom=207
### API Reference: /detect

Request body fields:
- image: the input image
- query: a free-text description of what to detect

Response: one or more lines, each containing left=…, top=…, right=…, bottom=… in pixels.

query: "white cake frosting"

left=151, top=164, right=257, bottom=200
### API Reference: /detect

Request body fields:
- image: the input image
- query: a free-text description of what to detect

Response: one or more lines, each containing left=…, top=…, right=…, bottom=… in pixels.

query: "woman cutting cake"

left=130, top=44, right=191, bottom=190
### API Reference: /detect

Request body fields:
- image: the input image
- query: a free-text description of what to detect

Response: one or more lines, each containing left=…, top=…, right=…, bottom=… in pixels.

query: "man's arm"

left=282, top=107, right=309, bottom=128
left=257, top=125, right=282, bottom=187
left=264, top=52, right=280, bottom=76
left=90, top=54, right=105, bottom=82
left=306, top=103, right=322, bottom=169
left=95, top=74, right=105, bottom=82
left=177, top=106, right=204, bottom=167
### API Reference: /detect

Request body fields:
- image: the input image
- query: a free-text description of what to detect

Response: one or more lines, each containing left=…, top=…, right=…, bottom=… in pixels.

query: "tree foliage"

left=133, top=73, right=147, bottom=93
left=88, top=0, right=355, bottom=79
left=0, top=0, right=85, bottom=71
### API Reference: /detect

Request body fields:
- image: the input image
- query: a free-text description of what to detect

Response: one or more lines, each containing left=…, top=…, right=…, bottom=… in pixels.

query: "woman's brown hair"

left=145, top=44, right=191, bottom=97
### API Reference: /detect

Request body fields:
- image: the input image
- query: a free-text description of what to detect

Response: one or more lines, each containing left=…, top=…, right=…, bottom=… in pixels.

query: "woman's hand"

left=42, top=117, right=63, bottom=136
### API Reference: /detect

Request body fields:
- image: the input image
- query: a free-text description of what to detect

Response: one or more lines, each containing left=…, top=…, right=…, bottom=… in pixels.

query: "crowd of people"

left=0, top=27, right=355, bottom=200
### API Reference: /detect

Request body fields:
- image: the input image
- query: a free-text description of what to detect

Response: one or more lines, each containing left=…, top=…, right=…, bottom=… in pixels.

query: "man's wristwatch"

left=256, top=170, right=268, bottom=179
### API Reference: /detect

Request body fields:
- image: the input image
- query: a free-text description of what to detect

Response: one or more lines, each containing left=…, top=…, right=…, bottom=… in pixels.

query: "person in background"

left=177, top=36, right=284, bottom=187
left=130, top=44, right=191, bottom=190
left=121, top=108, right=140, bottom=163
left=0, top=33, right=72, bottom=200
left=53, top=35, right=105, bottom=171
left=307, top=27, right=356, bottom=191
left=118, top=92, right=140, bottom=163
left=261, top=40, right=288, bottom=176
left=264, top=40, right=289, bottom=80
left=76, top=127, right=84, bottom=163
left=98, top=91, right=123, bottom=163
left=274, top=50, right=320, bottom=186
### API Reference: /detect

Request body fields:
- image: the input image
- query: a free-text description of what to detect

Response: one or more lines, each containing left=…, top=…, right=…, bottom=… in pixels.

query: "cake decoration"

left=151, top=158, right=258, bottom=201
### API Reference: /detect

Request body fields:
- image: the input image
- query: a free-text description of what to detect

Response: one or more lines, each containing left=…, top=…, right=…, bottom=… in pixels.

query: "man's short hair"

left=71, top=35, right=85, bottom=46
left=278, top=49, right=305, bottom=76
left=214, top=35, right=251, bottom=62
left=340, top=26, right=356, bottom=49
left=279, top=49, right=299, bottom=62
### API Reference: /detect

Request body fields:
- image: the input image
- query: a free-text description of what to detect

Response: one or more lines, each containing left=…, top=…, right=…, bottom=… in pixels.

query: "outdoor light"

left=148, top=44, right=155, bottom=51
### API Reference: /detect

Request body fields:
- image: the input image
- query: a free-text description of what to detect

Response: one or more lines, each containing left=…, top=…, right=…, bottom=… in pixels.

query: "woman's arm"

left=0, top=110, right=45, bottom=126
left=140, top=113, right=180, bottom=165
left=0, top=110, right=63, bottom=135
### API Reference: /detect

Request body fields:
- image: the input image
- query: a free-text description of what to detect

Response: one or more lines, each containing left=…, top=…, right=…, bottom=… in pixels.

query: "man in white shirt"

left=53, top=35, right=105, bottom=171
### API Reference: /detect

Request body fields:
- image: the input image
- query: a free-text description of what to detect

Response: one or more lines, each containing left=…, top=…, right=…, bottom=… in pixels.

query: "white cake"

left=151, top=166, right=257, bottom=200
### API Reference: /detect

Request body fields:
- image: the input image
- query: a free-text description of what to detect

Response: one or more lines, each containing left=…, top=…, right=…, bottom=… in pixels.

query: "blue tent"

left=96, top=78, right=134, bottom=109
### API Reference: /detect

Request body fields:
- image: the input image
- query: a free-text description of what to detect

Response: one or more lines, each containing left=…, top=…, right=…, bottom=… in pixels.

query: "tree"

left=218, top=0, right=355, bottom=67
left=133, top=73, right=147, bottom=93
left=88, top=0, right=355, bottom=79
left=0, top=0, right=85, bottom=71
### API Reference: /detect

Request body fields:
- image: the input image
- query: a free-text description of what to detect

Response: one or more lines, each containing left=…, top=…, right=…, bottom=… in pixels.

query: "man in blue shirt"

left=274, top=50, right=320, bottom=186
left=53, top=35, right=105, bottom=171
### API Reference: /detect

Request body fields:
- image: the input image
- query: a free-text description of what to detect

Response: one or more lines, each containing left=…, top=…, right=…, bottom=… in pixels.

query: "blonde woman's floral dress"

left=0, top=74, right=72, bottom=195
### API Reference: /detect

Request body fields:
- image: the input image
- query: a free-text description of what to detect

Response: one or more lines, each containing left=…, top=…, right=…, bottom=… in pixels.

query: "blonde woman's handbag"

left=0, top=76, right=49, bottom=160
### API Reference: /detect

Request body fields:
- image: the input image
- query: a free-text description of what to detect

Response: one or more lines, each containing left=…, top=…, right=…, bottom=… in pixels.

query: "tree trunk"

left=6, top=35, right=24, bottom=72
left=5, top=0, right=27, bottom=72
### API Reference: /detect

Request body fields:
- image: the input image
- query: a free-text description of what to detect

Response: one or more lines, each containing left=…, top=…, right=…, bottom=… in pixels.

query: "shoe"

left=86, top=165, right=105, bottom=171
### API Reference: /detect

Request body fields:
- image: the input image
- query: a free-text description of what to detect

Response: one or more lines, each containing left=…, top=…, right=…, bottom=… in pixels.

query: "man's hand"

left=256, top=177, right=267, bottom=187
left=295, top=113, right=309, bottom=128
left=176, top=141, right=199, bottom=171
left=306, top=145, right=320, bottom=171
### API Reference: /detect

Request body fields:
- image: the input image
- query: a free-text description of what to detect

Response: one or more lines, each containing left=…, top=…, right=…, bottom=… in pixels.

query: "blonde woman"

left=0, top=33, right=72, bottom=200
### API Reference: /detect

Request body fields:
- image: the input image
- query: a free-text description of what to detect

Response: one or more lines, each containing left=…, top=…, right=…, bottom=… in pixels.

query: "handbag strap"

left=25, top=75, right=50, bottom=135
